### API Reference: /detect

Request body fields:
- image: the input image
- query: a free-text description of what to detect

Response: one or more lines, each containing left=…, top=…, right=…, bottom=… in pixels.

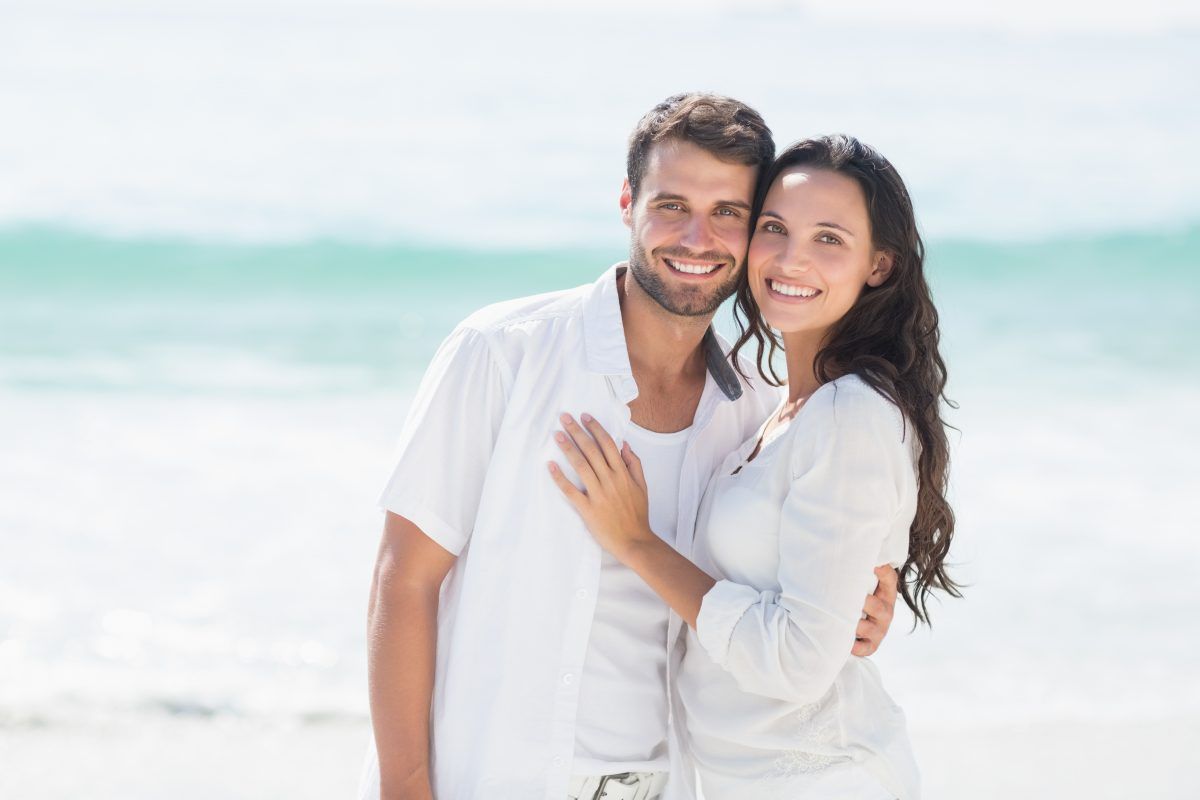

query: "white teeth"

left=769, top=279, right=819, bottom=297
left=668, top=259, right=719, bottom=275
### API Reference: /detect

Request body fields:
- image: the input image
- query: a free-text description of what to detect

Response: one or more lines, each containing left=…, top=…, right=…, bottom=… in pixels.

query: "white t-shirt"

left=678, top=374, right=921, bottom=800
left=573, top=421, right=691, bottom=775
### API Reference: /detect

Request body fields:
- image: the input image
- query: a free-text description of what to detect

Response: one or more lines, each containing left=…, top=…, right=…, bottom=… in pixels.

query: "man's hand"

left=852, top=565, right=898, bottom=657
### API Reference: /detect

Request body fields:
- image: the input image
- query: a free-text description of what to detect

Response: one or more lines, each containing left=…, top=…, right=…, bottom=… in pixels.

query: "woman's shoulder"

left=804, top=373, right=906, bottom=442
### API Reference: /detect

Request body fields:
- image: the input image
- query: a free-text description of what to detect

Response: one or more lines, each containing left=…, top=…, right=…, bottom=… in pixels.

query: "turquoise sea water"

left=1, top=223, right=1198, bottom=734
left=4, top=224, right=1196, bottom=394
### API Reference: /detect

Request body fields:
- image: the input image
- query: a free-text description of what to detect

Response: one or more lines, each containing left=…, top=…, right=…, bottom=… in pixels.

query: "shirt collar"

left=582, top=263, right=744, bottom=402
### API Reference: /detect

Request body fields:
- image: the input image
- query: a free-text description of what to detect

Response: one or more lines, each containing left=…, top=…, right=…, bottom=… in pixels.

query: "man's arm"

left=368, top=512, right=457, bottom=800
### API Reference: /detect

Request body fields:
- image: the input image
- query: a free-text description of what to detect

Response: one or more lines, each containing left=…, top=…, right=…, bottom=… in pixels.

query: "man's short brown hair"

left=626, top=93, right=775, bottom=200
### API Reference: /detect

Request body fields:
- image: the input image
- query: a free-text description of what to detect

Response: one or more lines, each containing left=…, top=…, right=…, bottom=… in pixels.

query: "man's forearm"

left=368, top=578, right=440, bottom=800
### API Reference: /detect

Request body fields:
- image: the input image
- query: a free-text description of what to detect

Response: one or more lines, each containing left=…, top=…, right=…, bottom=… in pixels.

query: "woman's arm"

left=548, top=406, right=900, bottom=664
left=692, top=387, right=913, bottom=703
left=547, top=412, right=712, bottom=626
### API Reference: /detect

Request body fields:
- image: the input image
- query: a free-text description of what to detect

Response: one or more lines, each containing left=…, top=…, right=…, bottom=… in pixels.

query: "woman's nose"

left=782, top=243, right=813, bottom=272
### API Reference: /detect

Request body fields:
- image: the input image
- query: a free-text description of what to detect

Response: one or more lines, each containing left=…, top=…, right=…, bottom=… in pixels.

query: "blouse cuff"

left=696, top=579, right=762, bottom=666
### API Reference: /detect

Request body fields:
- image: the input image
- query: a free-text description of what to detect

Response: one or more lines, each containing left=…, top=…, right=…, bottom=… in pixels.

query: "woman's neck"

left=780, top=329, right=825, bottom=404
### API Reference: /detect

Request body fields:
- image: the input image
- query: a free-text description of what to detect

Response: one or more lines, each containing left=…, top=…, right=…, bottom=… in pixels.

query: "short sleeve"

left=377, top=326, right=509, bottom=555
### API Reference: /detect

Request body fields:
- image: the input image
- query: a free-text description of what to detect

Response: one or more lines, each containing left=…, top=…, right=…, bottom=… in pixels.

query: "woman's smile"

left=765, top=278, right=823, bottom=301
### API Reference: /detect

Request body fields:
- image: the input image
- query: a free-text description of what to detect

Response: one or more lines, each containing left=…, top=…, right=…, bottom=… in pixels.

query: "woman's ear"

left=866, top=250, right=895, bottom=287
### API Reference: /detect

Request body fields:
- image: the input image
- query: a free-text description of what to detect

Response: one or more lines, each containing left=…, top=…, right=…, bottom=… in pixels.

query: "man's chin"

left=651, top=286, right=729, bottom=318
left=626, top=254, right=738, bottom=318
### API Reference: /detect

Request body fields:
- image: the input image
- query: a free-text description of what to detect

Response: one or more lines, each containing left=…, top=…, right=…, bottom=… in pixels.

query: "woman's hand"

left=547, top=413, right=656, bottom=562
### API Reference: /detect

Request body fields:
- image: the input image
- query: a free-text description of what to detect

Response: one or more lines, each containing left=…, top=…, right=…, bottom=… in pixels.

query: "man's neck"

left=617, top=269, right=712, bottom=385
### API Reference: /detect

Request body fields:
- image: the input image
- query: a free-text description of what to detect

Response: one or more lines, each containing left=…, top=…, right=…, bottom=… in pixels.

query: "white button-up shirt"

left=361, top=265, right=778, bottom=800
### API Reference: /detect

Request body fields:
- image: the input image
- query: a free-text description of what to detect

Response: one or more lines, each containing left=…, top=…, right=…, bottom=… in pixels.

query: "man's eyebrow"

left=649, top=192, right=752, bottom=211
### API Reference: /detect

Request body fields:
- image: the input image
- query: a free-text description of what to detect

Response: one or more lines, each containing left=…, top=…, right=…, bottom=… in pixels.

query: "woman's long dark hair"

left=731, top=135, right=960, bottom=625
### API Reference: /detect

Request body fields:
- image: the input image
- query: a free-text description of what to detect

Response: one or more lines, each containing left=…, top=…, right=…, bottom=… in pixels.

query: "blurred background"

left=1, top=1, right=1198, bottom=797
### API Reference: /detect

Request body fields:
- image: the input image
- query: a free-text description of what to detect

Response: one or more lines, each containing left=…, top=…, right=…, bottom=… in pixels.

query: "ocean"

left=1, top=1, right=1198, bottom=797
left=3, top=225, right=1197, bottom=720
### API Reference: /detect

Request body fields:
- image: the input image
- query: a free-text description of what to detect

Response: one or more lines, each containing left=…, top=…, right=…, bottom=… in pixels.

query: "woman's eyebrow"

left=816, top=221, right=855, bottom=235
left=759, top=212, right=857, bottom=237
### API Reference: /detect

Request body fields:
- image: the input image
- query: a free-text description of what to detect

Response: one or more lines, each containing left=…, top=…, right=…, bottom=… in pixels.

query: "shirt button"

left=562, top=672, right=574, bottom=685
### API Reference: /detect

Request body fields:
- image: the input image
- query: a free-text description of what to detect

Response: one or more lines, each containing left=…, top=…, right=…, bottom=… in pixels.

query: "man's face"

left=621, top=139, right=758, bottom=317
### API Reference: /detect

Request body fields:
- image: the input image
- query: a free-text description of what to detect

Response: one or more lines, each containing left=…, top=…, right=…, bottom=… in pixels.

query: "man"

left=360, top=93, right=898, bottom=800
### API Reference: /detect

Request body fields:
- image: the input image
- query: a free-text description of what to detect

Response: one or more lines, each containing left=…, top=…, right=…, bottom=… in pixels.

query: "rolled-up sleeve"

left=377, top=325, right=510, bottom=556
left=695, top=383, right=913, bottom=704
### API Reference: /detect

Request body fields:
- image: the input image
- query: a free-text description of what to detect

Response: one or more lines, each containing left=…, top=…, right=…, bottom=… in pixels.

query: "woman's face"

left=748, top=166, right=892, bottom=337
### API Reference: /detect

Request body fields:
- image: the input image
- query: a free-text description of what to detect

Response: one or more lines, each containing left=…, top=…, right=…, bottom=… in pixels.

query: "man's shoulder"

left=456, top=280, right=589, bottom=340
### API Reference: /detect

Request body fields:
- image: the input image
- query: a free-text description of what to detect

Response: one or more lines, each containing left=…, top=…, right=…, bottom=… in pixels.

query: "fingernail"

left=559, top=413, right=571, bottom=423
left=554, top=432, right=566, bottom=442
left=581, top=413, right=593, bottom=423
left=547, top=462, right=558, bottom=473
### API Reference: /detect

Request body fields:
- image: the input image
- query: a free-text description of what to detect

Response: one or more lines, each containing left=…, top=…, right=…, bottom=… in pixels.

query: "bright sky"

left=4, top=0, right=1199, bottom=33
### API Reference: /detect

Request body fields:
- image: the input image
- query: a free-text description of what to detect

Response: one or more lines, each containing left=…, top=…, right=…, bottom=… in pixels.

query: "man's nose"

left=679, top=214, right=715, bottom=251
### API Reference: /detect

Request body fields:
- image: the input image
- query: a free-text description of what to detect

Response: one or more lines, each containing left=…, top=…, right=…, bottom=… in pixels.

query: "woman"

left=548, top=135, right=958, bottom=799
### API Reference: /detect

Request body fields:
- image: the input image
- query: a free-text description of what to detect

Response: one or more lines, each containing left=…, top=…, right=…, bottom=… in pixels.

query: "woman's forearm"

left=620, top=535, right=716, bottom=629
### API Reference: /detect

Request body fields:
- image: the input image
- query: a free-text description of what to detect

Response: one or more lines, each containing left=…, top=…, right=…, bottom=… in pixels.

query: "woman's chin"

left=763, top=309, right=810, bottom=333
left=751, top=289, right=827, bottom=336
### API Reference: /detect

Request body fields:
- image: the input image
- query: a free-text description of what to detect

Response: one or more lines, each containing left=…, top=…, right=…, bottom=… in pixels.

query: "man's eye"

left=716, top=207, right=739, bottom=217
left=662, top=203, right=683, bottom=211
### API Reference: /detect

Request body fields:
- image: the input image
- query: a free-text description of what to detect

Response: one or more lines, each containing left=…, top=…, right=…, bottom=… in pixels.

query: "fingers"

left=853, top=580, right=894, bottom=657
left=873, top=565, right=899, bottom=608
left=862, top=593, right=893, bottom=627
left=853, top=602, right=885, bottom=655
left=559, top=414, right=613, bottom=477
left=553, top=429, right=601, bottom=494
left=546, top=461, right=586, bottom=509
left=579, top=413, right=624, bottom=472
left=855, top=606, right=884, bottom=635
left=851, top=633, right=880, bottom=657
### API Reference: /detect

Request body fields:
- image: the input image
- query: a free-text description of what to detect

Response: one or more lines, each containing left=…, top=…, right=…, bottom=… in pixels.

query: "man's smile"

left=663, top=257, right=726, bottom=278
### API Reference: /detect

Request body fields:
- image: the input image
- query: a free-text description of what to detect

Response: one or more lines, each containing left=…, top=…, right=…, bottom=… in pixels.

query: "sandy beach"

left=3, top=714, right=1196, bottom=798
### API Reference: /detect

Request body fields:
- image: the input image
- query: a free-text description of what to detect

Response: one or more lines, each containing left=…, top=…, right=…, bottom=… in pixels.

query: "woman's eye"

left=817, top=233, right=842, bottom=245
left=762, top=222, right=785, bottom=234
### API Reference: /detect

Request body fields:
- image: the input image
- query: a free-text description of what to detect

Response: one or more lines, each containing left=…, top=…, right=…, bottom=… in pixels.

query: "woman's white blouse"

left=678, top=374, right=921, bottom=800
